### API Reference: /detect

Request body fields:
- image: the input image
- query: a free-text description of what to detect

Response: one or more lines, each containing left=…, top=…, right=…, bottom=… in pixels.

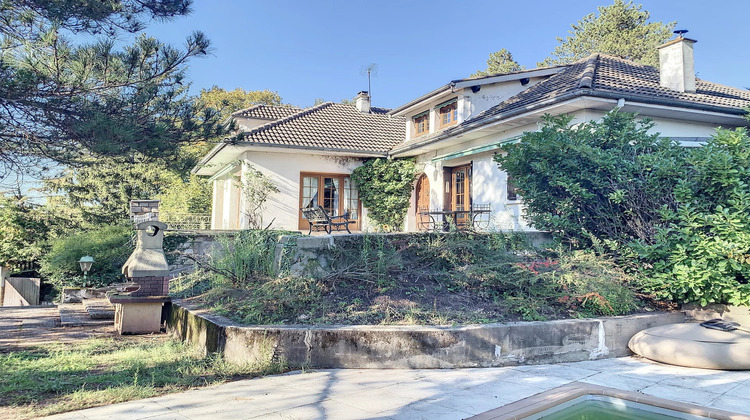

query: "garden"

left=168, top=111, right=750, bottom=327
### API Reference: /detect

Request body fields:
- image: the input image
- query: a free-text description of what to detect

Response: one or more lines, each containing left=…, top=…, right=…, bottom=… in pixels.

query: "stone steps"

left=83, top=299, right=115, bottom=320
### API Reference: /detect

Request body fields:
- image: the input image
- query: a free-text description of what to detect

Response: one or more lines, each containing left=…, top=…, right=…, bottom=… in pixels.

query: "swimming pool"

left=525, top=394, right=709, bottom=419
left=470, top=382, right=747, bottom=420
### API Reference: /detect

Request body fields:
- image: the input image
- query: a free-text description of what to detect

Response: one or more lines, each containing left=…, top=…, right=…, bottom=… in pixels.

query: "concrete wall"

left=168, top=301, right=685, bottom=369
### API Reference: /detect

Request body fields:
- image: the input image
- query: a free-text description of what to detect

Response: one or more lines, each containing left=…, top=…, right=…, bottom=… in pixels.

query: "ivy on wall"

left=351, top=158, right=417, bottom=232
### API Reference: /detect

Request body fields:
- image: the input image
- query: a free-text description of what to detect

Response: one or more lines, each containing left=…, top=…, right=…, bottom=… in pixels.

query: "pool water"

left=527, top=395, right=709, bottom=420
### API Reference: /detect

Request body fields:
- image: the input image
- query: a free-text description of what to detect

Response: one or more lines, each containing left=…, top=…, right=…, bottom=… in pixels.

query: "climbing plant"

left=351, top=158, right=416, bottom=232
left=237, top=162, right=280, bottom=229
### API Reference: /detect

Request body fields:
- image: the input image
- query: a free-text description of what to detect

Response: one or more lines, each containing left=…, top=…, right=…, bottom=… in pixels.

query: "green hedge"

left=39, top=224, right=134, bottom=289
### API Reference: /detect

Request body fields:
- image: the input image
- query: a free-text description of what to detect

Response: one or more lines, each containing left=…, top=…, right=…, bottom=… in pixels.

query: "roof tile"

left=467, top=54, right=750, bottom=124
left=238, top=103, right=405, bottom=153
left=233, top=105, right=301, bottom=120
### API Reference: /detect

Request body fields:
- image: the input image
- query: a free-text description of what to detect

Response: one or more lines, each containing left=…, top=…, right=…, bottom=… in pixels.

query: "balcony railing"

left=159, top=213, right=212, bottom=230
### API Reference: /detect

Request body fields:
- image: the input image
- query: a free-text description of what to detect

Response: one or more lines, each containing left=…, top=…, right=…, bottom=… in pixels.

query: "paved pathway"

left=44, top=356, right=750, bottom=419
left=0, top=306, right=116, bottom=351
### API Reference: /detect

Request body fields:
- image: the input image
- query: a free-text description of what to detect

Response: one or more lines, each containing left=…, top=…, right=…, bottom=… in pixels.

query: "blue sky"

left=139, top=0, right=750, bottom=110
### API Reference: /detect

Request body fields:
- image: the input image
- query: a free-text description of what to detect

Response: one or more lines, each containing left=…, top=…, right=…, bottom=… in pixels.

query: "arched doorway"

left=415, top=174, right=430, bottom=231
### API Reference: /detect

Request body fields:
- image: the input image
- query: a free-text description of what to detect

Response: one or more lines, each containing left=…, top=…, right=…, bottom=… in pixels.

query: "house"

left=194, top=36, right=750, bottom=233
left=193, top=95, right=404, bottom=231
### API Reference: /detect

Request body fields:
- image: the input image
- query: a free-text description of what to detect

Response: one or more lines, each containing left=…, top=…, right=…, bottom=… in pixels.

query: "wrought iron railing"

left=132, top=212, right=159, bottom=225
left=159, top=213, right=212, bottom=230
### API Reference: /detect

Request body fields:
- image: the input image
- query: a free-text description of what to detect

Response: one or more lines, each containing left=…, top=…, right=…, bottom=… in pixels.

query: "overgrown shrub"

left=176, top=231, right=640, bottom=325
left=547, top=250, right=639, bottom=316
left=39, top=224, right=134, bottom=289
left=208, top=230, right=296, bottom=285
left=634, top=128, right=750, bottom=306
left=496, top=111, right=685, bottom=248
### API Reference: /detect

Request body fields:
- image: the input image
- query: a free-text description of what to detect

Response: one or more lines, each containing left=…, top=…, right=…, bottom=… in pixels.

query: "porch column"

left=210, top=179, right=223, bottom=230
left=238, top=161, right=249, bottom=229
left=223, top=175, right=241, bottom=229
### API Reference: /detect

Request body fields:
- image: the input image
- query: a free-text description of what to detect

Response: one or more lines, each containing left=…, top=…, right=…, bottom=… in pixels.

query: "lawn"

left=0, top=336, right=285, bottom=420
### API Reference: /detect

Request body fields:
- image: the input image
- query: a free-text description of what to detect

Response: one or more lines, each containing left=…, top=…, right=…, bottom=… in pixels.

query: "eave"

left=192, top=142, right=387, bottom=176
left=389, top=92, right=749, bottom=158
left=388, top=67, right=567, bottom=117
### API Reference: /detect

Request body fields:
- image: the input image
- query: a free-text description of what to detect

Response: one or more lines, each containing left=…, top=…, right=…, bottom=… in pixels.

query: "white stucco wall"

left=209, top=150, right=374, bottom=232
left=460, top=76, right=548, bottom=121
left=401, top=77, right=550, bottom=142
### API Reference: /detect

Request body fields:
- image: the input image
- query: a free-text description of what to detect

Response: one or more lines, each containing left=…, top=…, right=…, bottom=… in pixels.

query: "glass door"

left=451, top=165, right=472, bottom=228
left=299, top=173, right=360, bottom=231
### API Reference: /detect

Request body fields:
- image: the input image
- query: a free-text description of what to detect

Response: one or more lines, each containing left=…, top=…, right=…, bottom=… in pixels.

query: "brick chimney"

left=355, top=91, right=371, bottom=113
left=658, top=33, right=697, bottom=93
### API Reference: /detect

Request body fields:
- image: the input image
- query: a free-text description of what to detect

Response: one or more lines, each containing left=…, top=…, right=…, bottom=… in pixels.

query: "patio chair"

left=471, top=203, right=492, bottom=230
left=300, top=206, right=355, bottom=235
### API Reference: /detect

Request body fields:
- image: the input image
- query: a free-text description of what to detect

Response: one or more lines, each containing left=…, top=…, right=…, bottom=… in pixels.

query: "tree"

left=197, top=86, right=283, bottom=120
left=472, top=49, right=525, bottom=78
left=495, top=111, right=686, bottom=247
left=158, top=174, right=212, bottom=215
left=537, top=0, right=675, bottom=67
left=0, top=0, right=219, bottom=182
left=0, top=195, right=49, bottom=270
left=40, top=86, right=283, bottom=226
left=42, top=157, right=183, bottom=226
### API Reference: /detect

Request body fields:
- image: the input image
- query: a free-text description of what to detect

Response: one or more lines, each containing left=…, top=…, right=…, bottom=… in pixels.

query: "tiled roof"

left=233, top=105, right=301, bottom=120
left=237, top=103, right=405, bottom=154
left=467, top=54, right=750, bottom=124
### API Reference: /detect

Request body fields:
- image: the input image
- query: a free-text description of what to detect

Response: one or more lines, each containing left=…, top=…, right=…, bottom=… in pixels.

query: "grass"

left=172, top=232, right=648, bottom=326
left=0, top=337, right=285, bottom=419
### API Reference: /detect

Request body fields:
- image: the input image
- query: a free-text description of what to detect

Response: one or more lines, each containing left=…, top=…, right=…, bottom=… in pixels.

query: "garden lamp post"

left=78, top=256, right=94, bottom=286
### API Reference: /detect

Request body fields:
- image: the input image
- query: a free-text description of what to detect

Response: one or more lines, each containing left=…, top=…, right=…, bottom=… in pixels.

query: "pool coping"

left=468, top=382, right=750, bottom=420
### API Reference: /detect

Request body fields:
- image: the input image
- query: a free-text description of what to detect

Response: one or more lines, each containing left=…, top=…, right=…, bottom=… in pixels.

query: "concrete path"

left=44, top=356, right=750, bottom=419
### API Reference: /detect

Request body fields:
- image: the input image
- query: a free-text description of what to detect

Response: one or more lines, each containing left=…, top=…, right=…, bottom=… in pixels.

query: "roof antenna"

left=360, top=63, right=378, bottom=102
left=673, top=29, right=688, bottom=38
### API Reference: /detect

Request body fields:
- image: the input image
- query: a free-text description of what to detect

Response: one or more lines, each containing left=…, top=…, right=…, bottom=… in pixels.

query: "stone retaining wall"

left=166, top=232, right=233, bottom=276
left=167, top=301, right=685, bottom=369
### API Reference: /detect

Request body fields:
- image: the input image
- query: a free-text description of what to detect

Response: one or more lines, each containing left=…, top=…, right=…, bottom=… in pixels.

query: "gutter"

left=389, top=89, right=749, bottom=156
left=388, top=85, right=452, bottom=116
left=390, top=66, right=569, bottom=116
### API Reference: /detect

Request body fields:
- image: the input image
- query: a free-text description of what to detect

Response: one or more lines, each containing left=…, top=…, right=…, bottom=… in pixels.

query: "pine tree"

left=471, top=48, right=525, bottom=77
left=537, top=0, right=675, bottom=67
left=0, top=0, right=218, bottom=181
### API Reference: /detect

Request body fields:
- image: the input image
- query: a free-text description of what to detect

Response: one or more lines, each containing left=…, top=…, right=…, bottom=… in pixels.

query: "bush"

left=634, top=128, right=750, bottom=306
left=496, top=111, right=685, bottom=248
left=210, top=230, right=295, bottom=285
left=39, top=224, right=134, bottom=289
left=547, top=250, right=639, bottom=316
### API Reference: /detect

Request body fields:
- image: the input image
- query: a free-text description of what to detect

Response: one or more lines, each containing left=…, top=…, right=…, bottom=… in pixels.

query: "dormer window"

left=413, top=111, right=430, bottom=137
left=437, top=98, right=458, bottom=128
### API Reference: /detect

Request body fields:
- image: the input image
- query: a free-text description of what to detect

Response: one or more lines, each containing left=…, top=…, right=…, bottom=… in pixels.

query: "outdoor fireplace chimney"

left=355, top=91, right=371, bottom=113
left=658, top=31, right=696, bottom=94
